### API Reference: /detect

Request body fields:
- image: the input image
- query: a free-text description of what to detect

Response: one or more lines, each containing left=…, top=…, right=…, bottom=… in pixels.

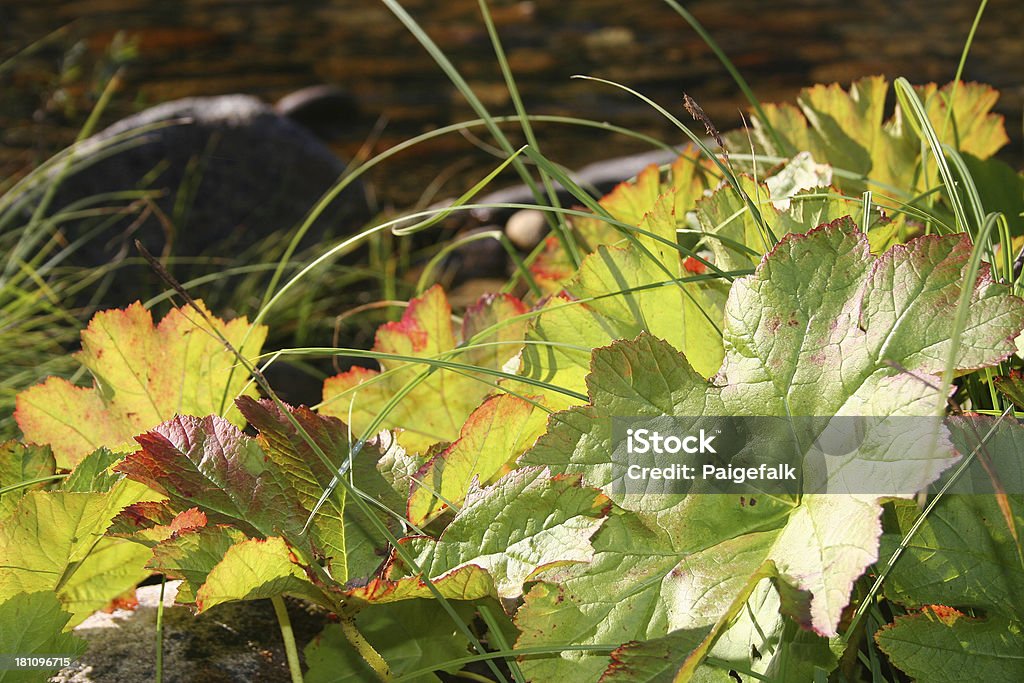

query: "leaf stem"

left=339, top=612, right=391, bottom=681
left=155, top=577, right=165, bottom=683
left=271, top=596, right=305, bottom=683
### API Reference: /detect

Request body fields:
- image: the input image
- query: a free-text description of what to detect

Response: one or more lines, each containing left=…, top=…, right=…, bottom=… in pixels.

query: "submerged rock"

left=7, top=91, right=371, bottom=305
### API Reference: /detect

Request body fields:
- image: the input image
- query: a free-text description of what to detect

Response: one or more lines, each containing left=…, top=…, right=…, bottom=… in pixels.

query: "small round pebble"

left=505, top=208, right=548, bottom=250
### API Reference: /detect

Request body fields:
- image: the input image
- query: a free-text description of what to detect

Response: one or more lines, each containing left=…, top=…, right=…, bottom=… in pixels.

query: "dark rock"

left=274, top=85, right=361, bottom=141
left=7, top=93, right=371, bottom=305
left=443, top=227, right=509, bottom=284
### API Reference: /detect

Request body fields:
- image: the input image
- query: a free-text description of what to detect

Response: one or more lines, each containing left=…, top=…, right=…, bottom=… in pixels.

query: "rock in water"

left=7, top=93, right=371, bottom=304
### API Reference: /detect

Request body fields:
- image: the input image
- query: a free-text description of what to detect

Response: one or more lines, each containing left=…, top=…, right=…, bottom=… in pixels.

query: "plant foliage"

left=3, top=76, right=1024, bottom=683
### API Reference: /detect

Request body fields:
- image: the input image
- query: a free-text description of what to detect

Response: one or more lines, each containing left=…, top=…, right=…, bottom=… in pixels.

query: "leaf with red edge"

left=108, top=505, right=208, bottom=546
left=876, top=607, right=1024, bottom=682
left=15, top=301, right=266, bottom=469
left=599, top=627, right=713, bottom=683
left=115, top=410, right=348, bottom=582
left=237, top=396, right=404, bottom=580
left=148, top=524, right=248, bottom=604
left=196, top=536, right=336, bottom=612
left=518, top=190, right=729, bottom=412
left=117, top=415, right=307, bottom=539
left=321, top=286, right=529, bottom=454
left=532, top=150, right=718, bottom=292
left=529, top=236, right=578, bottom=294
left=517, top=219, right=1024, bottom=680
left=407, top=394, right=545, bottom=526
left=108, top=500, right=180, bottom=535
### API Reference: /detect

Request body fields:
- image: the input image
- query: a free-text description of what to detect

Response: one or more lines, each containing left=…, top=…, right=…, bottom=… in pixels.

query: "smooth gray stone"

left=471, top=147, right=686, bottom=226
left=504, top=208, right=547, bottom=251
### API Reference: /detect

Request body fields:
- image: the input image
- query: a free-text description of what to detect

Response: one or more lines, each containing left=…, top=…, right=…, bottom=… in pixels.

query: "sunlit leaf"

left=350, top=467, right=608, bottom=604
left=322, top=286, right=528, bottom=454
left=0, top=592, right=87, bottom=683
left=517, top=218, right=1024, bottom=680
left=15, top=301, right=266, bottom=468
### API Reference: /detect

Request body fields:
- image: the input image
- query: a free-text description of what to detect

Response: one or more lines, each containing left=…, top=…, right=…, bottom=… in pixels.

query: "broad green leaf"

left=338, top=460, right=407, bottom=582
left=0, top=442, right=55, bottom=520
left=878, top=431, right=1024, bottom=682
left=570, top=163, right=665, bottom=250
left=517, top=219, right=1024, bottom=679
left=516, top=294, right=622, bottom=412
left=695, top=174, right=888, bottom=273
left=520, top=193, right=730, bottom=410
left=515, top=513, right=716, bottom=682
left=737, top=77, right=1008, bottom=195
left=148, top=524, right=247, bottom=604
left=350, top=467, right=608, bottom=604
left=716, top=219, right=1023, bottom=414
left=238, top=396, right=404, bottom=580
left=758, top=613, right=839, bottom=682
left=15, top=301, right=267, bottom=468
left=876, top=607, right=1024, bottom=683
left=407, top=393, right=545, bottom=526
left=116, top=409, right=353, bottom=582
left=600, top=626, right=715, bottom=683
left=521, top=154, right=727, bottom=395
left=695, top=174, right=776, bottom=272
left=556, top=150, right=717, bottom=258
left=0, top=592, right=86, bottom=683
left=59, top=448, right=159, bottom=521
left=60, top=448, right=123, bottom=493
left=0, top=490, right=125, bottom=596
left=704, top=577, right=838, bottom=680
left=882, top=495, right=1024, bottom=617
left=58, top=535, right=151, bottom=623
left=321, top=286, right=528, bottom=453
left=236, top=397, right=352, bottom=579
left=303, top=600, right=481, bottom=683
left=196, top=536, right=334, bottom=612
left=0, top=484, right=145, bottom=625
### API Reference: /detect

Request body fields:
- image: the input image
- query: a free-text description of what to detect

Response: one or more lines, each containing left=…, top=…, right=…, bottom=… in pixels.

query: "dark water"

left=2, top=0, right=1022, bottom=207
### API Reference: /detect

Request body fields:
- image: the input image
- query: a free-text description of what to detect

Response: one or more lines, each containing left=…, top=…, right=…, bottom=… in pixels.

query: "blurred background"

left=1, top=0, right=1022, bottom=413
left=3, top=0, right=1022, bottom=209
